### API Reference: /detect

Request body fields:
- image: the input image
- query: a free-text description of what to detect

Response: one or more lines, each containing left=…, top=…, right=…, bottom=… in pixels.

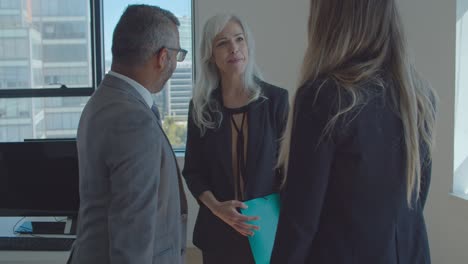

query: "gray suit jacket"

left=68, top=75, right=187, bottom=264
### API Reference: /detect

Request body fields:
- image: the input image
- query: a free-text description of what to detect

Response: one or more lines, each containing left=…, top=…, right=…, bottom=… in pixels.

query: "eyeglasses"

left=165, top=47, right=188, bottom=62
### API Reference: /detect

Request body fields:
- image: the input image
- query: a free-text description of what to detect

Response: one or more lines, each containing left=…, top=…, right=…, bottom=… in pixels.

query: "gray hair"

left=112, top=4, right=180, bottom=66
left=192, top=14, right=262, bottom=135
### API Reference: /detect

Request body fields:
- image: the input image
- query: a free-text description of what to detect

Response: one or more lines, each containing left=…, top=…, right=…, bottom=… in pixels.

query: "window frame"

left=0, top=0, right=195, bottom=151
left=0, top=0, right=104, bottom=98
left=453, top=0, right=468, bottom=200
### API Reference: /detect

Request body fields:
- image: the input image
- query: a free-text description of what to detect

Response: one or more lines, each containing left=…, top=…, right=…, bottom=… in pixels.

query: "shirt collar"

left=107, top=70, right=153, bottom=108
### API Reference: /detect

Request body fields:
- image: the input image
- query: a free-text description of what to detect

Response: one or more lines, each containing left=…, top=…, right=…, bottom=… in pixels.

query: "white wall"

left=186, top=0, right=468, bottom=262
left=194, top=0, right=309, bottom=90
left=398, top=0, right=468, bottom=263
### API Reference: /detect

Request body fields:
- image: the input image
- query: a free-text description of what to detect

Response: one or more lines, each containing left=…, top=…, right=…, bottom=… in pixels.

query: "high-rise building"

left=0, top=0, right=91, bottom=141
left=164, top=16, right=192, bottom=121
left=32, top=0, right=91, bottom=139
left=179, top=16, right=192, bottom=62
left=0, top=0, right=42, bottom=141
left=0, top=3, right=192, bottom=145
left=167, top=64, right=192, bottom=121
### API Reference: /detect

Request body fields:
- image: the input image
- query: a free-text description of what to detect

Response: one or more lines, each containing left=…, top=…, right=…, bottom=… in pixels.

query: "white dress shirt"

left=107, top=70, right=153, bottom=108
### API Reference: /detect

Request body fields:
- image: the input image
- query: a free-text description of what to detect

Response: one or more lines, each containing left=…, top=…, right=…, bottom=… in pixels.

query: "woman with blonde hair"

left=183, top=14, right=288, bottom=263
left=271, top=0, right=436, bottom=263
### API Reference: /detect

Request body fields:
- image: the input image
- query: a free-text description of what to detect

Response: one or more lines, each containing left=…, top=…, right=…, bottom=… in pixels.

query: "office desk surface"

left=0, top=217, right=203, bottom=264
left=0, top=217, right=71, bottom=264
left=0, top=251, right=69, bottom=264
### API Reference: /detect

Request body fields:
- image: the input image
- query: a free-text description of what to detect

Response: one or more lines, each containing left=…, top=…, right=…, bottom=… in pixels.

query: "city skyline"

left=103, top=0, right=192, bottom=61
left=0, top=0, right=193, bottom=148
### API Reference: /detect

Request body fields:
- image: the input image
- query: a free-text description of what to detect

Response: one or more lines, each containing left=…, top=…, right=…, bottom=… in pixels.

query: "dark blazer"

left=182, top=81, right=288, bottom=253
left=271, top=78, right=432, bottom=264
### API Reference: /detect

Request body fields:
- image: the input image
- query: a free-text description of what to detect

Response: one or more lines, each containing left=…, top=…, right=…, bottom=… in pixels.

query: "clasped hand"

left=211, top=200, right=260, bottom=237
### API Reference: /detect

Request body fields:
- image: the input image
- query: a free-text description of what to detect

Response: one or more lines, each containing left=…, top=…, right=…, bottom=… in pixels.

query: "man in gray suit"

left=67, top=5, right=188, bottom=264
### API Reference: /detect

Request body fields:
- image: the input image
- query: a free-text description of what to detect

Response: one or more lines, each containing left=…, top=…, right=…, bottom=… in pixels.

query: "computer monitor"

left=0, top=140, right=79, bottom=234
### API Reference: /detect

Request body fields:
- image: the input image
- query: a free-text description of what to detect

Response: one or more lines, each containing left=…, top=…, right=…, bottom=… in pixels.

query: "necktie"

left=151, top=104, right=162, bottom=125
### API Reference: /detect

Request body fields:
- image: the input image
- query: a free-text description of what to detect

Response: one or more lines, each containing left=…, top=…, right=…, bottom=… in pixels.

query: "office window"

left=42, top=21, right=87, bottom=39
left=103, top=0, right=193, bottom=149
left=0, top=0, right=20, bottom=9
left=0, top=96, right=89, bottom=141
left=43, top=44, right=88, bottom=63
left=0, top=38, right=29, bottom=59
left=0, top=0, right=193, bottom=145
left=0, top=0, right=89, bottom=142
left=454, top=0, right=468, bottom=199
left=0, top=0, right=93, bottom=97
left=32, top=0, right=87, bottom=17
left=0, top=67, right=29, bottom=89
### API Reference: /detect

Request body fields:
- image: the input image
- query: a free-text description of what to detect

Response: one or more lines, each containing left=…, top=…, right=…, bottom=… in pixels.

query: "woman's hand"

left=199, top=191, right=259, bottom=236
left=211, top=200, right=260, bottom=237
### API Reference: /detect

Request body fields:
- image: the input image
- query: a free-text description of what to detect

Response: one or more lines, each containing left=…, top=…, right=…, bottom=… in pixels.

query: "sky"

left=103, top=0, right=191, bottom=60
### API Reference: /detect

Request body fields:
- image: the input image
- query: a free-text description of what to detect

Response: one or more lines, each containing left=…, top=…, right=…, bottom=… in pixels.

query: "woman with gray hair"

left=182, top=14, right=288, bottom=263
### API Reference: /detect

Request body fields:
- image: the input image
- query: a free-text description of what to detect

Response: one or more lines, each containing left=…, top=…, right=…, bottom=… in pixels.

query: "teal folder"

left=240, top=193, right=280, bottom=264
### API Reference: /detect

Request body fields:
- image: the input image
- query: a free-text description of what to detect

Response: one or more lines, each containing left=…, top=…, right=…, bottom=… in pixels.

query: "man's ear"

left=155, top=48, right=168, bottom=70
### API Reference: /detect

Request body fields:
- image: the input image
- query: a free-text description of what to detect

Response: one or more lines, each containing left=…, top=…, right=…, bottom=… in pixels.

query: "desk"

left=0, top=251, right=70, bottom=264
left=0, top=217, right=71, bottom=264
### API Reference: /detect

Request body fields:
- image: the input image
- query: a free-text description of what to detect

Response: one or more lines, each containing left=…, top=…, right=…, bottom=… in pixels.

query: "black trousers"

left=201, top=238, right=255, bottom=264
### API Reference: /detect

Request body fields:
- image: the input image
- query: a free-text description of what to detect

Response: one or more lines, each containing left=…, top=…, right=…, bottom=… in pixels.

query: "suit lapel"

left=214, top=114, right=235, bottom=188
left=209, top=89, right=236, bottom=188
left=210, top=90, right=267, bottom=197
left=103, top=75, right=187, bottom=207
left=104, top=75, right=188, bottom=213
left=154, top=119, right=188, bottom=214
left=245, top=99, right=265, bottom=191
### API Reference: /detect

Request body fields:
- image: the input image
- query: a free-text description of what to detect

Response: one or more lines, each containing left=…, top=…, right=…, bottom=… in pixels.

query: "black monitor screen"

left=0, top=140, right=79, bottom=216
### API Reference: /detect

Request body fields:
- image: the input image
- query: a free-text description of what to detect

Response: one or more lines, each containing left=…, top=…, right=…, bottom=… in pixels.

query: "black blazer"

left=182, top=81, right=288, bottom=253
left=271, top=78, right=432, bottom=264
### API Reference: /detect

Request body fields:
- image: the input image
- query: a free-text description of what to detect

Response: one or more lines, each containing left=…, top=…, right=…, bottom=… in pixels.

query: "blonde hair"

left=192, top=14, right=261, bottom=135
left=278, top=0, right=437, bottom=206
